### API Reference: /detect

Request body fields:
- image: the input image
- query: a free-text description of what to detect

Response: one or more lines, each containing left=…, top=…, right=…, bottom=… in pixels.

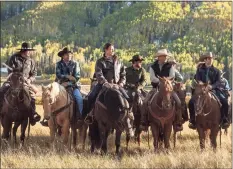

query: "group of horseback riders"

left=0, top=42, right=231, bottom=132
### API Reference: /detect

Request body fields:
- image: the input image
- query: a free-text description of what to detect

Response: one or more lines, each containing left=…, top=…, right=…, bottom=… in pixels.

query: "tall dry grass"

left=1, top=105, right=232, bottom=168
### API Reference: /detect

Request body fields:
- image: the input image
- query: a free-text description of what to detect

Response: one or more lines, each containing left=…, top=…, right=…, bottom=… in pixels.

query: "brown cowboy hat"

left=199, top=52, right=215, bottom=62
left=129, top=54, right=144, bottom=62
left=17, top=42, right=35, bottom=51
left=155, top=49, right=172, bottom=57
left=58, top=47, right=72, bottom=57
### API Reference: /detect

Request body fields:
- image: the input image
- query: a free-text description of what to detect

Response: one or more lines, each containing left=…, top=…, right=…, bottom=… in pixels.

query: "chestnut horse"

left=193, top=81, right=221, bottom=150
left=147, top=77, right=176, bottom=152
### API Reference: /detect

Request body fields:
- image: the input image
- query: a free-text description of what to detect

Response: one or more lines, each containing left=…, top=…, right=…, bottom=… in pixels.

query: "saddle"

left=209, top=91, right=222, bottom=107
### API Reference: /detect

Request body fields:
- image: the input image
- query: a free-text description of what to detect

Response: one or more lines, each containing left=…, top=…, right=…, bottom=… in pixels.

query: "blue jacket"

left=55, top=59, right=80, bottom=86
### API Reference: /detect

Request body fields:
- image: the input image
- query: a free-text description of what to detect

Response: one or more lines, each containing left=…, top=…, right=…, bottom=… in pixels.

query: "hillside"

left=0, top=1, right=232, bottom=83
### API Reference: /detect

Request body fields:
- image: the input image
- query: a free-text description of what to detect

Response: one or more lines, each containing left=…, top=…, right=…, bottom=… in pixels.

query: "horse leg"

left=164, top=123, right=173, bottom=151
left=210, top=126, right=219, bottom=151
left=48, top=120, right=55, bottom=148
left=20, top=119, right=28, bottom=146
left=12, top=122, right=20, bottom=145
left=126, top=133, right=130, bottom=150
left=115, top=129, right=122, bottom=155
left=61, top=120, right=70, bottom=147
left=151, top=123, right=159, bottom=153
left=72, top=124, right=77, bottom=150
left=197, top=126, right=205, bottom=150
left=1, top=116, right=11, bottom=141
left=81, top=124, right=88, bottom=150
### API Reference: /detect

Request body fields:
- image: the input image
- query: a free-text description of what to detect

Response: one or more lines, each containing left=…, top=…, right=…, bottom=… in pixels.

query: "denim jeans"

left=73, top=88, right=83, bottom=115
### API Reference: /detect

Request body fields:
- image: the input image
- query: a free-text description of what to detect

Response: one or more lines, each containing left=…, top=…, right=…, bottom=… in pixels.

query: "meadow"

left=1, top=104, right=232, bottom=168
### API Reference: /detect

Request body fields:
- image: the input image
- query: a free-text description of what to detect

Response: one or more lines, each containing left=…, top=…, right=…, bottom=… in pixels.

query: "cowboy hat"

left=199, top=52, right=214, bottom=62
left=58, top=47, right=72, bottom=57
left=129, top=54, right=144, bottom=62
left=17, top=42, right=35, bottom=51
left=155, top=49, right=171, bottom=57
left=167, top=57, right=177, bottom=64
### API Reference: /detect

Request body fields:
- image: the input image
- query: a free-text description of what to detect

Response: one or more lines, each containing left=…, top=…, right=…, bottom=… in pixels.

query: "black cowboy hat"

left=129, top=54, right=144, bottom=62
left=17, top=42, right=35, bottom=51
left=58, top=47, right=72, bottom=57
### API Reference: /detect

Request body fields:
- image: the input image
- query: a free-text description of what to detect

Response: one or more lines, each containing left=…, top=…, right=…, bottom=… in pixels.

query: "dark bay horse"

left=146, top=77, right=176, bottom=152
left=89, top=84, right=134, bottom=155
left=1, top=71, right=31, bottom=146
left=193, top=81, right=221, bottom=150
left=126, top=89, right=147, bottom=148
left=173, top=82, right=188, bottom=123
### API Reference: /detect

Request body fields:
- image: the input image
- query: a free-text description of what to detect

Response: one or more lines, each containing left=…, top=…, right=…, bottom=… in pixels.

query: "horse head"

left=193, top=81, right=210, bottom=116
left=104, top=87, right=135, bottom=138
left=41, top=82, right=62, bottom=118
left=158, top=76, right=174, bottom=109
left=8, top=71, right=24, bottom=92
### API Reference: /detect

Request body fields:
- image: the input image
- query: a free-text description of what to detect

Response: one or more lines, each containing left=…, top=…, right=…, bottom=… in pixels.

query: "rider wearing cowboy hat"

left=0, top=42, right=41, bottom=125
left=188, top=52, right=230, bottom=129
left=125, top=54, right=147, bottom=102
left=40, top=47, right=83, bottom=126
left=140, top=49, right=183, bottom=132
left=167, top=57, right=183, bottom=82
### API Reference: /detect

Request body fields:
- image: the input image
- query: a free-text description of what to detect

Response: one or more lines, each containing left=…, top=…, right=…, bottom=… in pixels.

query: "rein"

left=195, top=93, right=212, bottom=117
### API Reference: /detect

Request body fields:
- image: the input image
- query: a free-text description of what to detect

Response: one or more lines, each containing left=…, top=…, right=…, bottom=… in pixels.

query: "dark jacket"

left=195, top=63, right=220, bottom=89
left=151, top=60, right=172, bottom=78
left=95, top=55, right=126, bottom=85
left=55, top=59, right=80, bottom=85
left=6, top=52, right=37, bottom=83
left=125, top=66, right=146, bottom=89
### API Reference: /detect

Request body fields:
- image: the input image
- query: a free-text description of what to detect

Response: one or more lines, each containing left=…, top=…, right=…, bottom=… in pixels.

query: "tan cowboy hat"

left=167, top=57, right=177, bottom=64
left=199, top=52, right=214, bottom=62
left=155, top=49, right=171, bottom=57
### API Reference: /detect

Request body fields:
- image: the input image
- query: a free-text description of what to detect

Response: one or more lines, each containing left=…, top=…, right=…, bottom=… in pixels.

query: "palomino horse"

left=173, top=82, right=188, bottom=123
left=126, top=89, right=147, bottom=148
left=42, top=82, right=87, bottom=150
left=1, top=71, right=31, bottom=146
left=90, top=84, right=134, bottom=155
left=193, top=81, right=221, bottom=150
left=147, top=77, right=176, bottom=152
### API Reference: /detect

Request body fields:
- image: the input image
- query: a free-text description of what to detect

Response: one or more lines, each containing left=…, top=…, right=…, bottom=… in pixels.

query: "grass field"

left=1, top=105, right=232, bottom=168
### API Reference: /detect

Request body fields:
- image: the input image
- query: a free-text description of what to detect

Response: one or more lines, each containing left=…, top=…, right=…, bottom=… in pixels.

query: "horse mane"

left=43, top=82, right=67, bottom=102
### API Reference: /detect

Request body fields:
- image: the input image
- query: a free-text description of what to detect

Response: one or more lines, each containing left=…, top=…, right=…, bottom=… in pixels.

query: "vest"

left=151, top=60, right=172, bottom=77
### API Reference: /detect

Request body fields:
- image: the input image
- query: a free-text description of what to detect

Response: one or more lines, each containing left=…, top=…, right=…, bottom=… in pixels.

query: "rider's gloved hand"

left=66, top=75, right=76, bottom=82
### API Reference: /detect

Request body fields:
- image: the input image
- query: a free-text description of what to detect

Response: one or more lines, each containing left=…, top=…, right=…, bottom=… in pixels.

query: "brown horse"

left=42, top=82, right=87, bottom=150
left=193, top=81, right=221, bottom=150
left=147, top=77, right=176, bottom=152
left=1, top=71, right=31, bottom=147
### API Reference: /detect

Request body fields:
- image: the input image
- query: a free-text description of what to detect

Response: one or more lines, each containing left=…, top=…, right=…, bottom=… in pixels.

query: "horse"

left=193, top=81, right=221, bottom=150
left=126, top=89, right=147, bottom=148
left=146, top=77, right=176, bottom=152
left=42, top=82, right=87, bottom=150
left=89, top=84, right=134, bottom=155
left=173, top=82, right=188, bottom=124
left=1, top=71, right=31, bottom=146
